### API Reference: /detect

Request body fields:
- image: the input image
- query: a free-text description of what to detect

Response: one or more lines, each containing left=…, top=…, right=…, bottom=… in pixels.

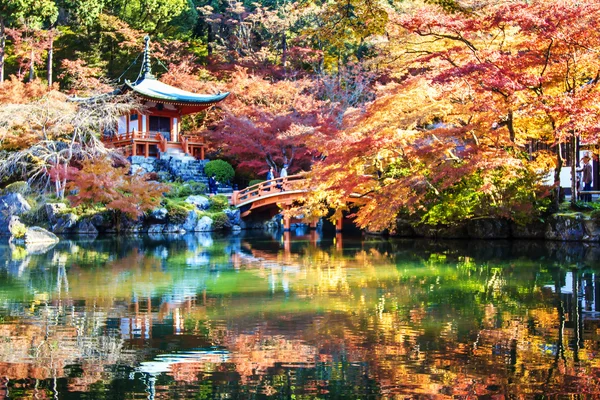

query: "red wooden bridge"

left=230, top=174, right=323, bottom=230
left=230, top=173, right=362, bottom=232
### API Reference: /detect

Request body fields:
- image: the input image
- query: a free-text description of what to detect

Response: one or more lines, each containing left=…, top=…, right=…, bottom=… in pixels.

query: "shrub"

left=10, top=220, right=27, bottom=239
left=591, top=209, right=600, bottom=223
left=164, top=198, right=196, bottom=224
left=1, top=181, right=29, bottom=196
left=165, top=182, right=192, bottom=199
left=188, top=181, right=207, bottom=195
left=248, top=179, right=263, bottom=187
left=204, top=160, right=235, bottom=184
left=211, top=212, right=229, bottom=230
left=209, top=194, right=229, bottom=211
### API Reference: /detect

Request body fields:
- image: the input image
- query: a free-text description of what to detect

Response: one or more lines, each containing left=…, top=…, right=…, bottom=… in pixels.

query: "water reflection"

left=0, top=232, right=599, bottom=398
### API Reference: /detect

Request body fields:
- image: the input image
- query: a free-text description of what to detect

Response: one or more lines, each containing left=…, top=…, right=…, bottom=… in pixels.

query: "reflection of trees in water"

left=0, top=235, right=599, bottom=397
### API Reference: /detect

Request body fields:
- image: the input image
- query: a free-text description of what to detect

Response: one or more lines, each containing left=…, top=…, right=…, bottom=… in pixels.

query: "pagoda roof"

left=69, top=36, right=229, bottom=113
left=123, top=77, right=229, bottom=106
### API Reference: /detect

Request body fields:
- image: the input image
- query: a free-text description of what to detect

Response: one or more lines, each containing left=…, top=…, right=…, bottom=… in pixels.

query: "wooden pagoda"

left=103, top=36, right=229, bottom=159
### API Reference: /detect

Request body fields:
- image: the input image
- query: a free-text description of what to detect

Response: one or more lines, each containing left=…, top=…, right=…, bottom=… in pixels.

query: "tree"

left=66, top=158, right=168, bottom=229
left=296, top=0, right=600, bottom=231
left=0, top=0, right=57, bottom=82
left=393, top=0, right=600, bottom=206
left=210, top=67, right=329, bottom=176
left=0, top=81, right=134, bottom=197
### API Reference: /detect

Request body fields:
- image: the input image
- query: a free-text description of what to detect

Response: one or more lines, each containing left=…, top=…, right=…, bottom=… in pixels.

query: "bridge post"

left=335, top=218, right=343, bottom=233
left=309, top=219, right=318, bottom=230
left=283, top=215, right=291, bottom=231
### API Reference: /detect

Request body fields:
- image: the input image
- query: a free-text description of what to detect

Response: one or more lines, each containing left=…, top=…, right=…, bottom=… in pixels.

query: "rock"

left=150, top=207, right=168, bottom=222
left=44, top=203, right=67, bottom=225
left=24, top=226, right=59, bottom=245
left=545, top=214, right=586, bottom=241
left=76, top=220, right=98, bottom=235
left=0, top=193, right=31, bottom=216
left=231, top=225, right=242, bottom=232
left=90, top=213, right=111, bottom=232
left=183, top=210, right=199, bottom=231
left=164, top=223, right=185, bottom=234
left=52, top=213, right=78, bottom=233
left=148, top=224, right=164, bottom=234
left=224, top=208, right=242, bottom=227
left=392, top=219, right=416, bottom=237
left=185, top=195, right=210, bottom=210
left=583, top=219, right=600, bottom=242
left=414, top=223, right=468, bottom=239
left=466, top=218, right=510, bottom=239
left=0, top=215, right=21, bottom=236
left=131, top=164, right=143, bottom=175
left=194, top=216, right=213, bottom=232
left=511, top=220, right=546, bottom=239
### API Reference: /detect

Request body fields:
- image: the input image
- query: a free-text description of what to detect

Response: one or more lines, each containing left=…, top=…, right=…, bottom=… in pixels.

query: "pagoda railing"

left=103, top=130, right=207, bottom=159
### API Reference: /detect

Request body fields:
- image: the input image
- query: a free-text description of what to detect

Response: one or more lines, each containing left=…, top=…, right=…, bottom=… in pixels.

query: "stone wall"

left=130, top=156, right=209, bottom=183
left=394, top=215, right=600, bottom=242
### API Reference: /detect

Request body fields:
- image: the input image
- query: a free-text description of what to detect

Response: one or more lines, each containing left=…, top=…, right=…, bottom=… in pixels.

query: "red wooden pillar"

left=335, top=217, right=343, bottom=233
left=309, top=219, right=318, bottom=230
left=200, top=147, right=205, bottom=160
left=145, top=143, right=149, bottom=158
left=335, top=232, right=343, bottom=251
left=283, top=214, right=291, bottom=231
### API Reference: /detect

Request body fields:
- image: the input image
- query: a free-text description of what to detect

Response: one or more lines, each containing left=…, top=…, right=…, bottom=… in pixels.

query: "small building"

left=103, top=36, right=229, bottom=159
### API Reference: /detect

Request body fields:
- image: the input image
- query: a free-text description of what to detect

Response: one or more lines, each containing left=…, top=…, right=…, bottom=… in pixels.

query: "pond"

left=0, top=229, right=599, bottom=399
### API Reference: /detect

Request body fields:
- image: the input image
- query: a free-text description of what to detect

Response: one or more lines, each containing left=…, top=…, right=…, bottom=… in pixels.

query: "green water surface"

left=0, top=230, right=599, bottom=399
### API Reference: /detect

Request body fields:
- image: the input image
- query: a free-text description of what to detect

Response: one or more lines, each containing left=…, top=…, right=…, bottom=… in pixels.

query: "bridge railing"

left=231, top=173, right=307, bottom=206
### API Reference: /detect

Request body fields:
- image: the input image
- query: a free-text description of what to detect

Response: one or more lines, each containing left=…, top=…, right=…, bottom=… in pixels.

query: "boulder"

left=148, top=224, right=164, bottom=234
left=0, top=193, right=31, bottom=216
left=414, top=223, right=468, bottom=239
left=25, top=226, right=59, bottom=245
left=392, top=219, right=416, bottom=237
left=511, top=220, right=546, bottom=239
left=582, top=219, right=600, bottom=242
left=466, top=218, right=510, bottom=239
left=183, top=210, right=199, bottom=231
left=0, top=215, right=21, bottom=236
left=185, top=195, right=210, bottom=210
left=52, top=213, right=78, bottom=233
left=150, top=208, right=168, bottom=222
left=164, top=223, right=185, bottom=234
left=44, top=203, right=67, bottom=225
left=194, top=216, right=213, bottom=232
left=545, top=214, right=586, bottom=241
left=224, top=208, right=242, bottom=227
left=76, top=220, right=98, bottom=235
left=90, top=213, right=112, bottom=232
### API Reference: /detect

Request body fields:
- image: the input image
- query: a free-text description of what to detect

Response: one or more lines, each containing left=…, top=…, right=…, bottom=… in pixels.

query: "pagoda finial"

left=141, top=35, right=154, bottom=80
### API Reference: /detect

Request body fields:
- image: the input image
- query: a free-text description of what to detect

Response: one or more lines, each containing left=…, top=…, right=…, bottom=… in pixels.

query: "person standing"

left=277, top=164, right=288, bottom=191
left=579, top=155, right=593, bottom=202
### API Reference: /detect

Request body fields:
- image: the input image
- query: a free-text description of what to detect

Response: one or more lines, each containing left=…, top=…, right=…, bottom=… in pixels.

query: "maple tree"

left=65, top=158, right=168, bottom=227
left=209, top=67, right=329, bottom=176
left=0, top=82, right=134, bottom=197
left=296, top=0, right=600, bottom=230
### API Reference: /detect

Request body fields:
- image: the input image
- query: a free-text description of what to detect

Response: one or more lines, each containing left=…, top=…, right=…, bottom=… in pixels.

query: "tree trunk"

left=29, top=47, right=35, bottom=81
left=47, top=31, right=53, bottom=86
left=506, top=109, right=515, bottom=143
left=281, top=30, right=287, bottom=71
left=0, top=17, right=5, bottom=82
left=553, top=145, right=563, bottom=211
left=570, top=134, right=578, bottom=205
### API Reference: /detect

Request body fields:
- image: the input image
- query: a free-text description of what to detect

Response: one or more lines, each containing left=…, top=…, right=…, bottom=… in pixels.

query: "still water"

left=0, top=229, right=599, bottom=399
